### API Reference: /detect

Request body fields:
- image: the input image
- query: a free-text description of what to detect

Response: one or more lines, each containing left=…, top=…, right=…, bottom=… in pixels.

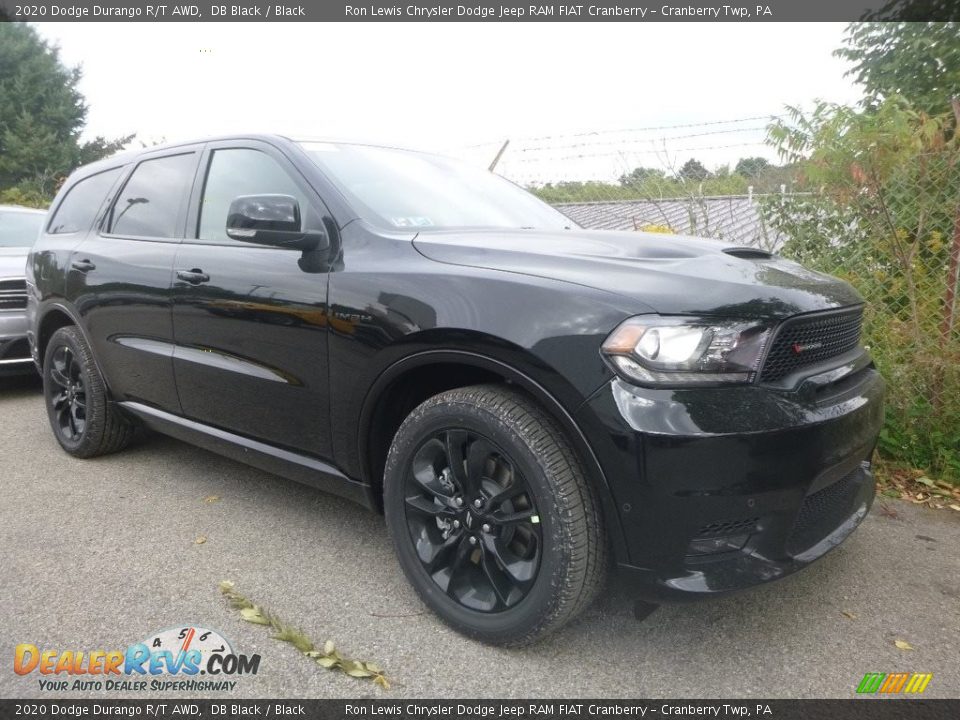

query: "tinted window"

left=198, top=148, right=307, bottom=242
left=48, top=168, right=121, bottom=234
left=0, top=209, right=45, bottom=247
left=109, top=154, right=196, bottom=238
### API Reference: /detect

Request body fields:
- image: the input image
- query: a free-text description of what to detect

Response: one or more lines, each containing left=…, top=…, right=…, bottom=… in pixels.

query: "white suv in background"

left=0, top=205, right=46, bottom=375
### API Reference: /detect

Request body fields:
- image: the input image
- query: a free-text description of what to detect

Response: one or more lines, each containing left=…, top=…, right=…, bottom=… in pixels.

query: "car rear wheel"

left=384, top=384, right=606, bottom=646
left=43, top=326, right=135, bottom=458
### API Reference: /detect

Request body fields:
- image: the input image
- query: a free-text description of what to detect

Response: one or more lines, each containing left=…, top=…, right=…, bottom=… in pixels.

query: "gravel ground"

left=2, top=374, right=958, bottom=699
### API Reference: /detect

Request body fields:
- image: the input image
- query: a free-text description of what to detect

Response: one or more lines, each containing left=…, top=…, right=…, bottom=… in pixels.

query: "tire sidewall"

left=384, top=395, right=571, bottom=643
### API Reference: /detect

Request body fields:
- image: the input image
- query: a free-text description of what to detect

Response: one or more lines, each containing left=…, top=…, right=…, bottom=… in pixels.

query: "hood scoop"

left=723, top=247, right=773, bottom=260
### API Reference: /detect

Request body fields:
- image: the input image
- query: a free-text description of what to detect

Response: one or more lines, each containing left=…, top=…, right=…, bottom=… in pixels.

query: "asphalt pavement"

left=2, top=374, right=958, bottom=699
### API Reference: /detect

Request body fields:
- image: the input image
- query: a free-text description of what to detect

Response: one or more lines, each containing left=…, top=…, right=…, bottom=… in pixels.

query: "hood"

left=0, top=247, right=29, bottom=279
left=413, top=228, right=862, bottom=321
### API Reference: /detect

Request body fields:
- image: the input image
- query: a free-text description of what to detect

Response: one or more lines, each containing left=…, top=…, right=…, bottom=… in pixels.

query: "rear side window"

left=108, top=153, right=196, bottom=238
left=47, top=167, right=122, bottom=234
left=198, top=148, right=308, bottom=242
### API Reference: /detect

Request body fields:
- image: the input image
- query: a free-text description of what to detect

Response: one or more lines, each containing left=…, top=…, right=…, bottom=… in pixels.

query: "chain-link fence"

left=760, top=153, right=960, bottom=483
left=476, top=130, right=960, bottom=482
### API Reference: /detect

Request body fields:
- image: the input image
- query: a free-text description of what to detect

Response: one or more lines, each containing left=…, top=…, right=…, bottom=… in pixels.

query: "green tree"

left=835, top=22, right=960, bottom=117
left=734, top=156, right=771, bottom=178
left=618, top=166, right=665, bottom=187
left=766, top=97, right=960, bottom=481
left=0, top=23, right=132, bottom=202
left=678, top=158, right=710, bottom=182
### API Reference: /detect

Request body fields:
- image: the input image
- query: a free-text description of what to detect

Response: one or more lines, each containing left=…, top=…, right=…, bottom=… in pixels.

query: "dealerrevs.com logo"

left=14, top=626, right=261, bottom=693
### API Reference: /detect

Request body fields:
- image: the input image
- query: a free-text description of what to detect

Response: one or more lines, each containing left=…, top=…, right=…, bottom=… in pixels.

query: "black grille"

left=0, top=279, right=27, bottom=311
left=760, top=308, right=863, bottom=383
left=696, top=517, right=758, bottom=538
left=786, top=468, right=861, bottom=555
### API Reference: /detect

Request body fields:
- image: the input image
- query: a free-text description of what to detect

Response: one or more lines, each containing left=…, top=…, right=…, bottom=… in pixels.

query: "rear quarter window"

left=47, top=167, right=123, bottom=234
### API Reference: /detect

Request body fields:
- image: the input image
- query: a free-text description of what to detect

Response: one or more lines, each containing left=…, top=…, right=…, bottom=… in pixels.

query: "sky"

left=34, top=22, right=862, bottom=183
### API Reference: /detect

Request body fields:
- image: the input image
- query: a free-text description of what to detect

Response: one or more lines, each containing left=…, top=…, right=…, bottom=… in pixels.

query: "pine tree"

left=0, top=23, right=132, bottom=201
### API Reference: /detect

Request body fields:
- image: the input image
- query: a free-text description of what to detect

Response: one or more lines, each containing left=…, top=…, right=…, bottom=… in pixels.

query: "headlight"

left=601, top=316, right=772, bottom=386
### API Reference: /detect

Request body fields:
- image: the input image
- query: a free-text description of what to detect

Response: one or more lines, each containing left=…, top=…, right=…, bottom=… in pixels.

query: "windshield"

left=298, top=142, right=573, bottom=231
left=0, top=209, right=45, bottom=248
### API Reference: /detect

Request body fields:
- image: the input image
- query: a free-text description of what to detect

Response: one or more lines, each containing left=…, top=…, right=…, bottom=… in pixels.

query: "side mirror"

left=226, top=194, right=327, bottom=252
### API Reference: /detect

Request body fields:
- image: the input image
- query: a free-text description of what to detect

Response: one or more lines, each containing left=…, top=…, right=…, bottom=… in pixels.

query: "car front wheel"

left=384, top=384, right=606, bottom=646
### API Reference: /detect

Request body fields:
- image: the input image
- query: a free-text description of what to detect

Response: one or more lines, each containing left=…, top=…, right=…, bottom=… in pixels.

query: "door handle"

left=176, top=269, right=210, bottom=285
left=71, top=259, right=96, bottom=272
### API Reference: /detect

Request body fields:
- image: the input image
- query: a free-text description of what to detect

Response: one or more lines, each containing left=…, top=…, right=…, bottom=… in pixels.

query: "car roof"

left=0, top=204, right=46, bottom=215
left=67, top=133, right=298, bottom=181
left=74, top=134, right=289, bottom=175
left=71, top=134, right=437, bottom=180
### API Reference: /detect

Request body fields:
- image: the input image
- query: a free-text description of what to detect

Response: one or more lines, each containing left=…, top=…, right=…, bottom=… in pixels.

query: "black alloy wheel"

left=48, top=344, right=87, bottom=443
left=404, top=428, right=542, bottom=613
left=384, top=384, right=606, bottom=646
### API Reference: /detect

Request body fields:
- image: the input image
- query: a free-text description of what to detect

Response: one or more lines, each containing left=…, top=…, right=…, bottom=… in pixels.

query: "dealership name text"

left=345, top=4, right=773, bottom=18
left=345, top=706, right=773, bottom=718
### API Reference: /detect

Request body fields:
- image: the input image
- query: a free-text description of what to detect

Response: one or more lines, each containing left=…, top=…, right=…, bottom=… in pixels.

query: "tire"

left=383, top=384, right=606, bottom=646
left=42, top=325, right=135, bottom=458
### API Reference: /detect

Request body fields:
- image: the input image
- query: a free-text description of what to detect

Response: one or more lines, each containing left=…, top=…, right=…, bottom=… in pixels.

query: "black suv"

left=27, top=136, right=884, bottom=645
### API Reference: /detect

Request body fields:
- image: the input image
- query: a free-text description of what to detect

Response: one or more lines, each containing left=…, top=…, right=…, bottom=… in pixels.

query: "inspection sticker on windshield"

left=391, top=216, right=434, bottom=227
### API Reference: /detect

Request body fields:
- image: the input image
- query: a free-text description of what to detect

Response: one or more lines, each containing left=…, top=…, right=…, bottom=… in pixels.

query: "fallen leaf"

left=894, top=639, right=914, bottom=651
left=841, top=611, right=857, bottom=620
left=194, top=535, right=207, bottom=545
left=239, top=607, right=270, bottom=626
left=916, top=476, right=934, bottom=487
left=203, top=495, right=221, bottom=503
left=950, top=505, right=960, bottom=512
left=878, top=503, right=900, bottom=519
left=220, top=581, right=389, bottom=689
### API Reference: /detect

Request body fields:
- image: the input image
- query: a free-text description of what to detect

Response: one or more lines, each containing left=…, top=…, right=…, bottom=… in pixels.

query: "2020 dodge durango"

left=26, top=136, right=884, bottom=645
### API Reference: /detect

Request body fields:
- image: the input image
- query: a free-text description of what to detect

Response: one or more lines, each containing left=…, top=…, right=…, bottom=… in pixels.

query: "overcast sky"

left=34, top=22, right=861, bottom=181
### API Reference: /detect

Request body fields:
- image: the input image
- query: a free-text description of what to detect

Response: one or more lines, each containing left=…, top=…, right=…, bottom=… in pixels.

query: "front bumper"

left=577, top=358, right=885, bottom=602
left=0, top=310, right=33, bottom=376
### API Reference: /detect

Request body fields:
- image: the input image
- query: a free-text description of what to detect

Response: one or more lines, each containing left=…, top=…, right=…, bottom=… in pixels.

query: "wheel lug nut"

left=473, top=499, right=482, bottom=508
left=453, top=520, right=461, bottom=528
left=482, top=523, right=491, bottom=533
left=468, top=536, right=477, bottom=545
left=454, top=497, right=463, bottom=507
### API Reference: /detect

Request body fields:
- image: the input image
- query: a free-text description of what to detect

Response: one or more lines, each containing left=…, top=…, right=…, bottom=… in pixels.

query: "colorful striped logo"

left=857, top=672, right=933, bottom=694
